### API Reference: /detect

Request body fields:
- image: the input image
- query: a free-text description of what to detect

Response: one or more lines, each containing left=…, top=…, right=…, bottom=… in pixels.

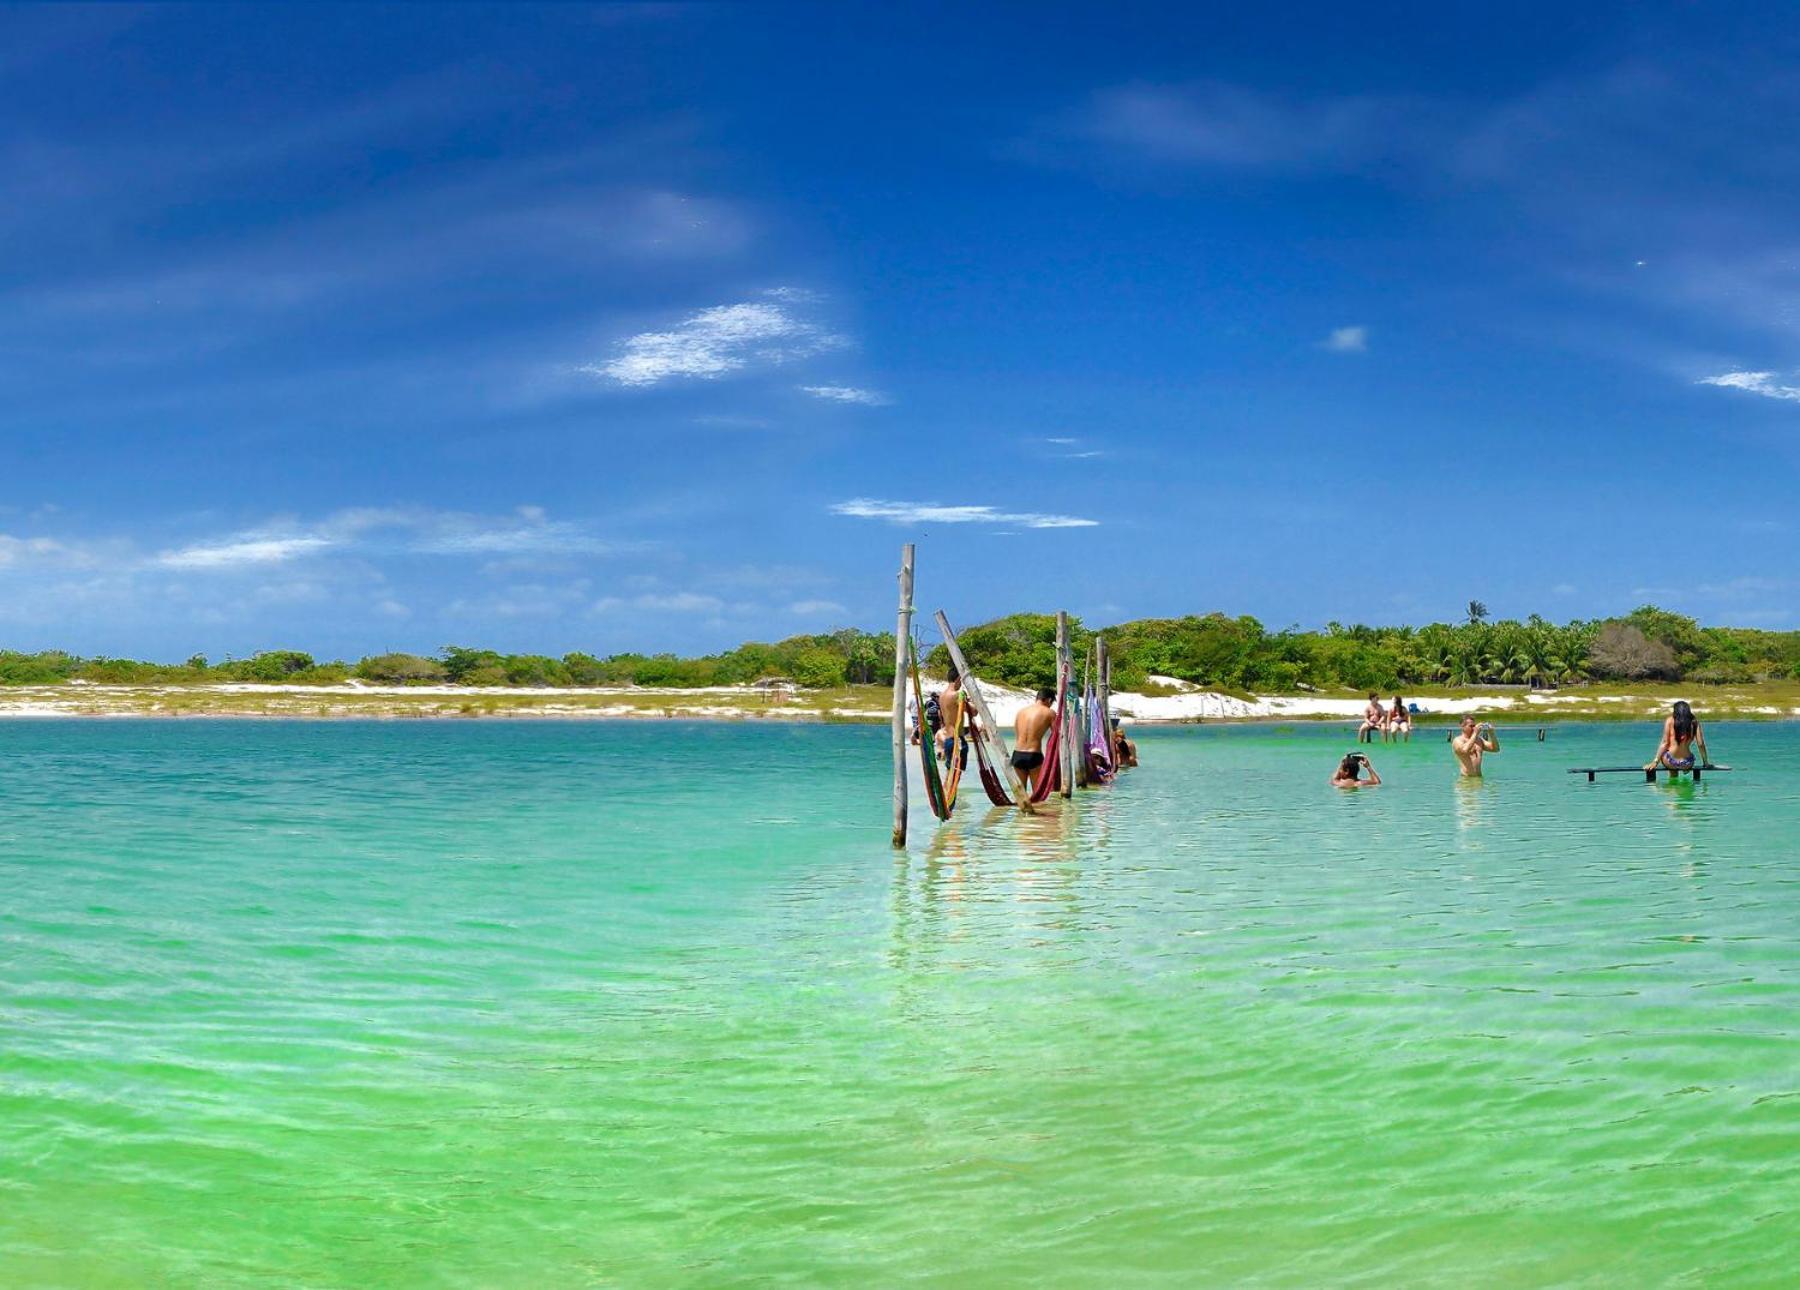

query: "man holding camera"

left=1451, top=716, right=1500, bottom=777
left=1330, top=752, right=1381, bottom=788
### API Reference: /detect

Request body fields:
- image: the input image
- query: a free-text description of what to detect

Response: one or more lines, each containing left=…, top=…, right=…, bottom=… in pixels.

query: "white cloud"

left=1551, top=582, right=1576, bottom=596
left=1323, top=325, right=1368, bottom=353
left=587, top=296, right=844, bottom=387
left=788, top=599, right=848, bottom=616
left=445, top=581, right=590, bottom=619
left=157, top=535, right=334, bottom=569
left=1698, top=370, right=1800, bottom=402
left=829, top=498, right=1099, bottom=529
left=800, top=384, right=889, bottom=405
left=0, top=535, right=73, bottom=566
left=1052, top=82, right=1422, bottom=172
left=593, top=591, right=725, bottom=615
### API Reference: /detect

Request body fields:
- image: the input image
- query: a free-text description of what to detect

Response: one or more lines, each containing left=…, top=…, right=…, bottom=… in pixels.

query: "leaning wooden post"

left=1056, top=611, right=1075, bottom=798
left=890, top=544, right=914, bottom=848
left=935, top=610, right=1034, bottom=811
left=1097, top=636, right=1113, bottom=756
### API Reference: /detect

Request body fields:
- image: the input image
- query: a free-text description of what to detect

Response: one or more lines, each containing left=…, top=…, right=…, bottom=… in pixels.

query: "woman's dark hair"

left=1339, top=754, right=1362, bottom=778
left=1672, top=700, right=1697, bottom=741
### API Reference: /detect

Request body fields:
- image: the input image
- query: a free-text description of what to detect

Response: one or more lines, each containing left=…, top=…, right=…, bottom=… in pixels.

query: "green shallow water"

left=1, top=719, right=1796, bottom=1287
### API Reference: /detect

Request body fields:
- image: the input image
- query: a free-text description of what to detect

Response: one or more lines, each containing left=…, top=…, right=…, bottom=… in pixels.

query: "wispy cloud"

left=587, top=293, right=844, bottom=387
left=0, top=534, right=74, bottom=566
left=1035, top=435, right=1107, bottom=460
left=157, top=536, right=334, bottom=569
left=1323, top=325, right=1369, bottom=353
left=1698, top=370, right=1800, bottom=402
left=800, top=384, right=889, bottom=405
left=1038, top=81, right=1427, bottom=173
left=788, top=598, right=847, bottom=616
left=593, top=591, right=726, bottom=614
left=830, top=498, right=1098, bottom=529
left=1631, top=575, right=1787, bottom=600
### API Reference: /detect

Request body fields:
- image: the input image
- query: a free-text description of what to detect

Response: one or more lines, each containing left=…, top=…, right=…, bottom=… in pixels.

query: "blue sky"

left=3, top=2, right=1799, bottom=659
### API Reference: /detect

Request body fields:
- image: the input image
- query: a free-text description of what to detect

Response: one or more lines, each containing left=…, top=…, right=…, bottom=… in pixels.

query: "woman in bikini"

left=1386, top=695, right=1411, bottom=742
left=1646, top=700, right=1709, bottom=772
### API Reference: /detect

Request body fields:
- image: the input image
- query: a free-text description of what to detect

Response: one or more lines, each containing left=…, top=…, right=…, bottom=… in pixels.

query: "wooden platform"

left=1568, top=765, right=1731, bottom=782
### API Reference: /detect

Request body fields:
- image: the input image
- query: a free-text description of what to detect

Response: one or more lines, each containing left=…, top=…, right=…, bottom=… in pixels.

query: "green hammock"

left=909, top=634, right=951, bottom=820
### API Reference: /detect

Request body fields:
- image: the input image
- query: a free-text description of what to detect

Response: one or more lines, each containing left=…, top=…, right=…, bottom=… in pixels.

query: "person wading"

left=1451, top=716, right=1499, bottom=777
left=936, top=669, right=968, bottom=771
left=1012, top=688, right=1057, bottom=791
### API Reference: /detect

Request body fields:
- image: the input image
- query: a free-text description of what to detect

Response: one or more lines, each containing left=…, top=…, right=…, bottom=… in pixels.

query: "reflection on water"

left=1, top=719, right=1795, bottom=1287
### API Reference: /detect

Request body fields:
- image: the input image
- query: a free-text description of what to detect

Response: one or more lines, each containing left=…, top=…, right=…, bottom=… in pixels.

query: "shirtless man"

left=1451, top=716, right=1499, bottom=777
left=1012, top=688, right=1057, bottom=790
left=936, top=669, right=967, bottom=770
left=1358, top=694, right=1386, bottom=743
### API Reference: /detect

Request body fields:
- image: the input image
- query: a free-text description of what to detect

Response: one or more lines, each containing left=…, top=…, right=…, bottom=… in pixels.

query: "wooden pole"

left=1056, top=611, right=1075, bottom=798
left=934, top=610, right=1034, bottom=811
left=891, top=544, right=914, bottom=848
left=1075, top=638, right=1092, bottom=789
left=1097, top=637, right=1113, bottom=763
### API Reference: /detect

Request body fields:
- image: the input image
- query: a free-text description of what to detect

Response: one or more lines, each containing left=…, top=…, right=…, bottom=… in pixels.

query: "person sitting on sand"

left=1111, top=717, right=1137, bottom=769
left=1646, top=700, right=1709, bottom=773
left=936, top=669, right=968, bottom=771
left=1358, top=694, right=1386, bottom=743
left=1387, top=695, right=1412, bottom=742
left=1451, top=716, right=1498, bottom=777
left=1012, top=688, right=1057, bottom=789
left=1331, top=752, right=1381, bottom=788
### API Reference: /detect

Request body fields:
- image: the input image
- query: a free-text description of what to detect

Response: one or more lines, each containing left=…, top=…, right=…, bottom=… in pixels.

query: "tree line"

left=2, top=605, right=1795, bottom=692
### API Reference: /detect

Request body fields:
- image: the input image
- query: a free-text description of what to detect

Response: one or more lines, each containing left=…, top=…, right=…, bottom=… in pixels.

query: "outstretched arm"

left=1697, top=723, right=1710, bottom=766
left=1480, top=725, right=1500, bottom=752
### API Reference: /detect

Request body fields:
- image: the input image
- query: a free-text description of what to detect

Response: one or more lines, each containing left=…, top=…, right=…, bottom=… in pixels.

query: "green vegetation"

left=1, top=606, right=1796, bottom=696
left=927, top=606, right=1800, bottom=693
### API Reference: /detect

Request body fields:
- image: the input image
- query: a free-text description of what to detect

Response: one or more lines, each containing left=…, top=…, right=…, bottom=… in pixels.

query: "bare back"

left=1015, top=701, right=1055, bottom=752
left=937, top=683, right=965, bottom=734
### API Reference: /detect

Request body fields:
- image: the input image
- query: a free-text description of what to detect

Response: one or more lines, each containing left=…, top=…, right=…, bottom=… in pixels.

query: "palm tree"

left=1467, top=599, right=1489, bottom=626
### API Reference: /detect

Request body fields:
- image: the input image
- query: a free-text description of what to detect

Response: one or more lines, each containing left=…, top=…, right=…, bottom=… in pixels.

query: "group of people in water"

left=913, top=671, right=1137, bottom=794
left=915, top=672, right=1712, bottom=798
left=1332, top=700, right=1712, bottom=788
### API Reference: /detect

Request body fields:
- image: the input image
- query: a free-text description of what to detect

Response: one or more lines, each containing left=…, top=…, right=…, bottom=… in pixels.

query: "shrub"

left=1587, top=624, right=1679, bottom=680
left=355, top=653, right=447, bottom=684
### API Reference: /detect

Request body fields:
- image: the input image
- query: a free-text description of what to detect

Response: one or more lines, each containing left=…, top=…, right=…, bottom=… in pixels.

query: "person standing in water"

left=1646, top=700, right=1709, bottom=772
left=1111, top=717, right=1138, bottom=769
left=1451, top=716, right=1499, bottom=777
left=1012, top=688, right=1057, bottom=791
left=1330, top=752, right=1381, bottom=788
left=936, top=669, right=968, bottom=771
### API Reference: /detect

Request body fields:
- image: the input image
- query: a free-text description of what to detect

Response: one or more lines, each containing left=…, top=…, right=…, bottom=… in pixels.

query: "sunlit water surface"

left=1, top=720, right=1795, bottom=1286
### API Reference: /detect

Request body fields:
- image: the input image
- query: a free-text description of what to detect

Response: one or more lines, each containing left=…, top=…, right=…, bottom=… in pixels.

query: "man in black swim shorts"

left=1011, top=688, right=1057, bottom=790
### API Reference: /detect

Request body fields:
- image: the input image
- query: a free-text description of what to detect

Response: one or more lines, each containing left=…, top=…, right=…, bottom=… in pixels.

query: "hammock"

left=939, top=685, right=968, bottom=813
left=1082, top=681, right=1116, bottom=785
left=970, top=729, right=1015, bottom=806
left=1028, top=663, right=1068, bottom=804
left=908, top=635, right=950, bottom=820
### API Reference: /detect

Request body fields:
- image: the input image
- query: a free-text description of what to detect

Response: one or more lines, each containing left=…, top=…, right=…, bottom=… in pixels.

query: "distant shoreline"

left=0, top=679, right=1793, bottom=723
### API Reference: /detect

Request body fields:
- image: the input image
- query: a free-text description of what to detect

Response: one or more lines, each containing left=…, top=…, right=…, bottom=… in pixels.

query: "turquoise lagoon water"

left=1, top=719, right=1795, bottom=1286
